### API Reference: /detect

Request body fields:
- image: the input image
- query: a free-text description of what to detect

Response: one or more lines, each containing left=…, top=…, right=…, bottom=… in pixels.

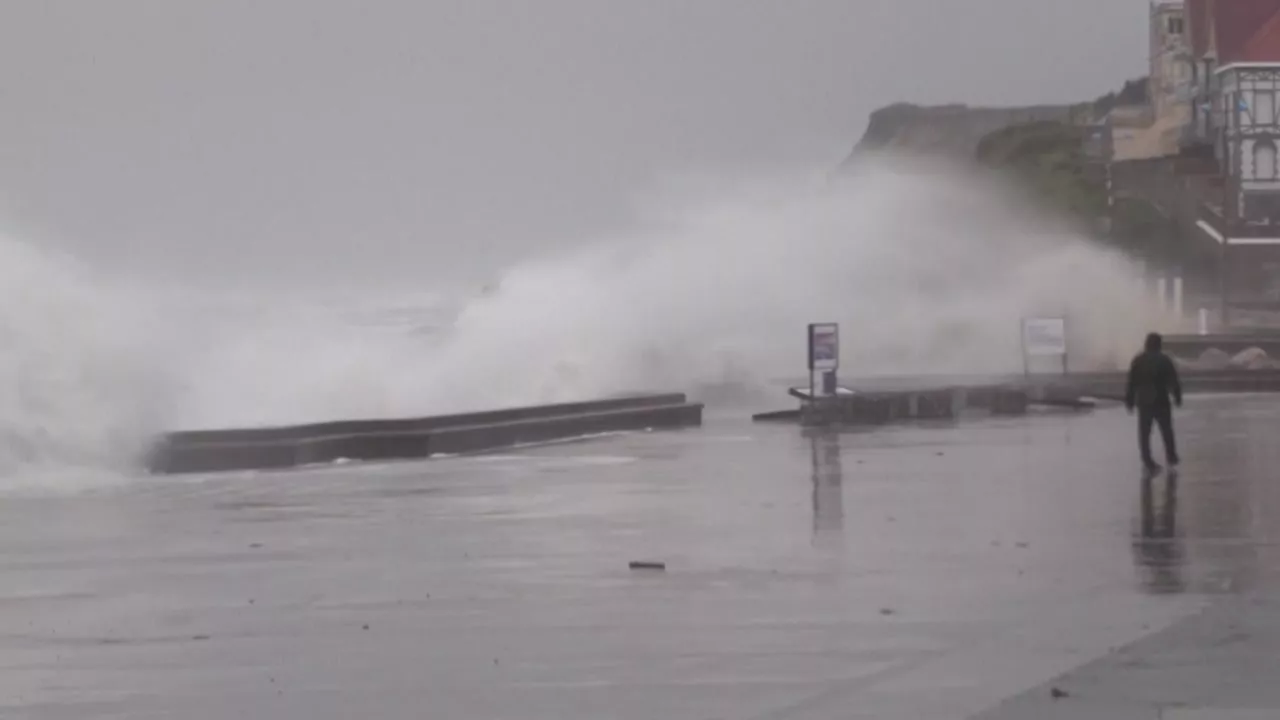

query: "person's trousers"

left=1138, top=403, right=1178, bottom=466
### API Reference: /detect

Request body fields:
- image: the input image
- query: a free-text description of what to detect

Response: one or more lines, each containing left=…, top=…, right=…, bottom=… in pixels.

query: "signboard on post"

left=807, top=323, right=840, bottom=398
left=808, top=323, right=840, bottom=371
left=1020, top=316, right=1068, bottom=376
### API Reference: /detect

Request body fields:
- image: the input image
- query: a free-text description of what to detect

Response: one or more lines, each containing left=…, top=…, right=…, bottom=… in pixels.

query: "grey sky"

left=0, top=1, right=1149, bottom=293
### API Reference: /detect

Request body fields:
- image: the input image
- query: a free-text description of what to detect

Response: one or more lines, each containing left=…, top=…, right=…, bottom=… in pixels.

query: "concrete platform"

left=5, top=395, right=1280, bottom=718
left=1162, top=333, right=1280, bottom=359
left=973, top=594, right=1280, bottom=719
left=1039, top=369, right=1280, bottom=399
left=759, top=372, right=1280, bottom=428
left=776, top=370, right=1280, bottom=395
left=147, top=393, right=704, bottom=475
left=778, top=384, right=1035, bottom=427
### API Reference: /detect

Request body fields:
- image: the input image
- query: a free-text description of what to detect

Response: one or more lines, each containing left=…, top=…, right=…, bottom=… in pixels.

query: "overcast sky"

left=0, top=1, right=1149, bottom=293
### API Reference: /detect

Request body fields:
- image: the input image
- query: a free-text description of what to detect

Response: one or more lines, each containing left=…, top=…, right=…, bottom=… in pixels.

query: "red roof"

left=1195, top=0, right=1280, bottom=64
left=1187, top=0, right=1211, bottom=58
left=1235, top=5, right=1280, bottom=62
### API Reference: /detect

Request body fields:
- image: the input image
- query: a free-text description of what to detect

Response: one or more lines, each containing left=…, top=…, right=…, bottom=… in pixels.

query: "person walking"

left=1125, top=332, right=1183, bottom=472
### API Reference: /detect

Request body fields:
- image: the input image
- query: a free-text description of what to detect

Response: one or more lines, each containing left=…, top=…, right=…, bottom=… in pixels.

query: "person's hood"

left=1144, top=332, right=1163, bottom=352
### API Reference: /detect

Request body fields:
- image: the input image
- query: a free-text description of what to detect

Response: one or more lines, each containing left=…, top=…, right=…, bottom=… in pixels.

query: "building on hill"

left=1180, top=0, right=1280, bottom=310
left=1149, top=1, right=1194, bottom=153
left=1184, top=0, right=1280, bottom=209
left=1101, top=2, right=1190, bottom=161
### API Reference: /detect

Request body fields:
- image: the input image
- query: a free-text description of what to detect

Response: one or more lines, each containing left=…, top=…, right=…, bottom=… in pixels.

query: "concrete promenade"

left=1, top=396, right=1279, bottom=718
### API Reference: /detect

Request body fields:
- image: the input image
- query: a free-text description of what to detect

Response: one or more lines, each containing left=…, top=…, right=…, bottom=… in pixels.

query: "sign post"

left=807, top=323, right=840, bottom=398
left=1020, top=316, right=1068, bottom=377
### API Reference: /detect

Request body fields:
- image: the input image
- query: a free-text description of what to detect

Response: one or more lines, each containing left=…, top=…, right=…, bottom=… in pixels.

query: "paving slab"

left=971, top=593, right=1280, bottom=719
left=1, top=395, right=1279, bottom=719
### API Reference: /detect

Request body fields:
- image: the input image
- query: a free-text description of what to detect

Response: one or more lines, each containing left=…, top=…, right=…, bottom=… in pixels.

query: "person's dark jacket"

left=1125, top=333, right=1183, bottom=410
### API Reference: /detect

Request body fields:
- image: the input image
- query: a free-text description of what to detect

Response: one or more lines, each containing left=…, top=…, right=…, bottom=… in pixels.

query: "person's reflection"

left=808, top=430, right=845, bottom=543
left=1132, top=470, right=1186, bottom=594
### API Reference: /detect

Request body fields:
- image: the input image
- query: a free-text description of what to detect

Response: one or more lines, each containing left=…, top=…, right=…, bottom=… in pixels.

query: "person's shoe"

left=1143, top=461, right=1163, bottom=474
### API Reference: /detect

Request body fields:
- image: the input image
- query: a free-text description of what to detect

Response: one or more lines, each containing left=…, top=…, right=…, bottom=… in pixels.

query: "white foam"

left=158, top=158, right=1172, bottom=428
left=0, top=232, right=170, bottom=490
left=378, top=157, right=1164, bottom=413
left=0, top=156, right=1170, bottom=487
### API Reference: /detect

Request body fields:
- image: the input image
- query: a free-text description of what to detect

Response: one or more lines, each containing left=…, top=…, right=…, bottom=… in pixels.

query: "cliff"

left=846, top=78, right=1147, bottom=162
left=974, top=121, right=1107, bottom=217
left=847, top=102, right=1093, bottom=161
left=840, top=79, right=1155, bottom=225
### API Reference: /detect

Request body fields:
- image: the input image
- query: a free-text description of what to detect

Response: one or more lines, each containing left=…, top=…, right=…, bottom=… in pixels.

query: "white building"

left=1109, top=2, right=1193, bottom=161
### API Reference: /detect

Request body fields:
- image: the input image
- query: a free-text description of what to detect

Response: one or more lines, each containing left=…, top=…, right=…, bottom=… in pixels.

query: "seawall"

left=148, top=393, right=704, bottom=475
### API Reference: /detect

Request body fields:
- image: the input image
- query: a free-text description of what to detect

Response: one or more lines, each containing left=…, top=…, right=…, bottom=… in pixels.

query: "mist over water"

left=0, top=233, right=169, bottom=485
left=390, top=156, right=1165, bottom=411
left=1, top=156, right=1167, bottom=480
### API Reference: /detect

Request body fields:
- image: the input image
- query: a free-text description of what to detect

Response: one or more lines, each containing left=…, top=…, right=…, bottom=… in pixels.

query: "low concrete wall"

left=164, top=393, right=690, bottom=445
left=148, top=394, right=703, bottom=475
left=1162, top=334, right=1280, bottom=358
left=796, top=385, right=1032, bottom=427
left=776, top=369, right=1280, bottom=392
left=1039, top=369, right=1280, bottom=400
left=762, top=372, right=1280, bottom=427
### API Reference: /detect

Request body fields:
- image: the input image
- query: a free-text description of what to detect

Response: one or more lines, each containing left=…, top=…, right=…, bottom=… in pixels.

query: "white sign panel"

left=1021, top=317, right=1067, bottom=357
left=808, top=323, right=840, bottom=371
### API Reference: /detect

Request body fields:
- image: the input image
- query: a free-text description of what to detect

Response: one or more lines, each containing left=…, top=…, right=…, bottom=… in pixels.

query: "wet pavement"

left=3, top=397, right=1280, bottom=718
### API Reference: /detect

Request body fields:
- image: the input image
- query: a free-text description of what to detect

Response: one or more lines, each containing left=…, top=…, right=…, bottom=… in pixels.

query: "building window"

left=1243, top=191, right=1280, bottom=222
left=1255, top=141, right=1278, bottom=180
left=1168, top=16, right=1184, bottom=36
left=1255, top=90, right=1277, bottom=126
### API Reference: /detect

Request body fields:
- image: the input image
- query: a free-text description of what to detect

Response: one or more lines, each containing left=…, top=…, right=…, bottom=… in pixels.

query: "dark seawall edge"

left=769, top=369, right=1280, bottom=394
left=148, top=393, right=704, bottom=475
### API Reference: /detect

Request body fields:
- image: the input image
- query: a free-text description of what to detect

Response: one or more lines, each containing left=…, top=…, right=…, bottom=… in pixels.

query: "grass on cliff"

left=973, top=115, right=1205, bottom=268
left=975, top=120, right=1107, bottom=218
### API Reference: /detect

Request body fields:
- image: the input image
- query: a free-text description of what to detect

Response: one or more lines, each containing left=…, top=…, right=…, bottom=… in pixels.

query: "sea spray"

left=392, top=156, right=1166, bottom=411
left=183, top=157, right=1168, bottom=423
left=0, top=156, right=1171, bottom=464
left=0, top=231, right=169, bottom=482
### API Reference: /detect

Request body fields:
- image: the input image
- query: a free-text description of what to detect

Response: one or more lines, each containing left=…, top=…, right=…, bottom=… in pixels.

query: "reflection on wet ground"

left=1133, top=470, right=1185, bottom=595
left=2, top=395, right=1280, bottom=718
left=809, top=430, right=844, bottom=543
